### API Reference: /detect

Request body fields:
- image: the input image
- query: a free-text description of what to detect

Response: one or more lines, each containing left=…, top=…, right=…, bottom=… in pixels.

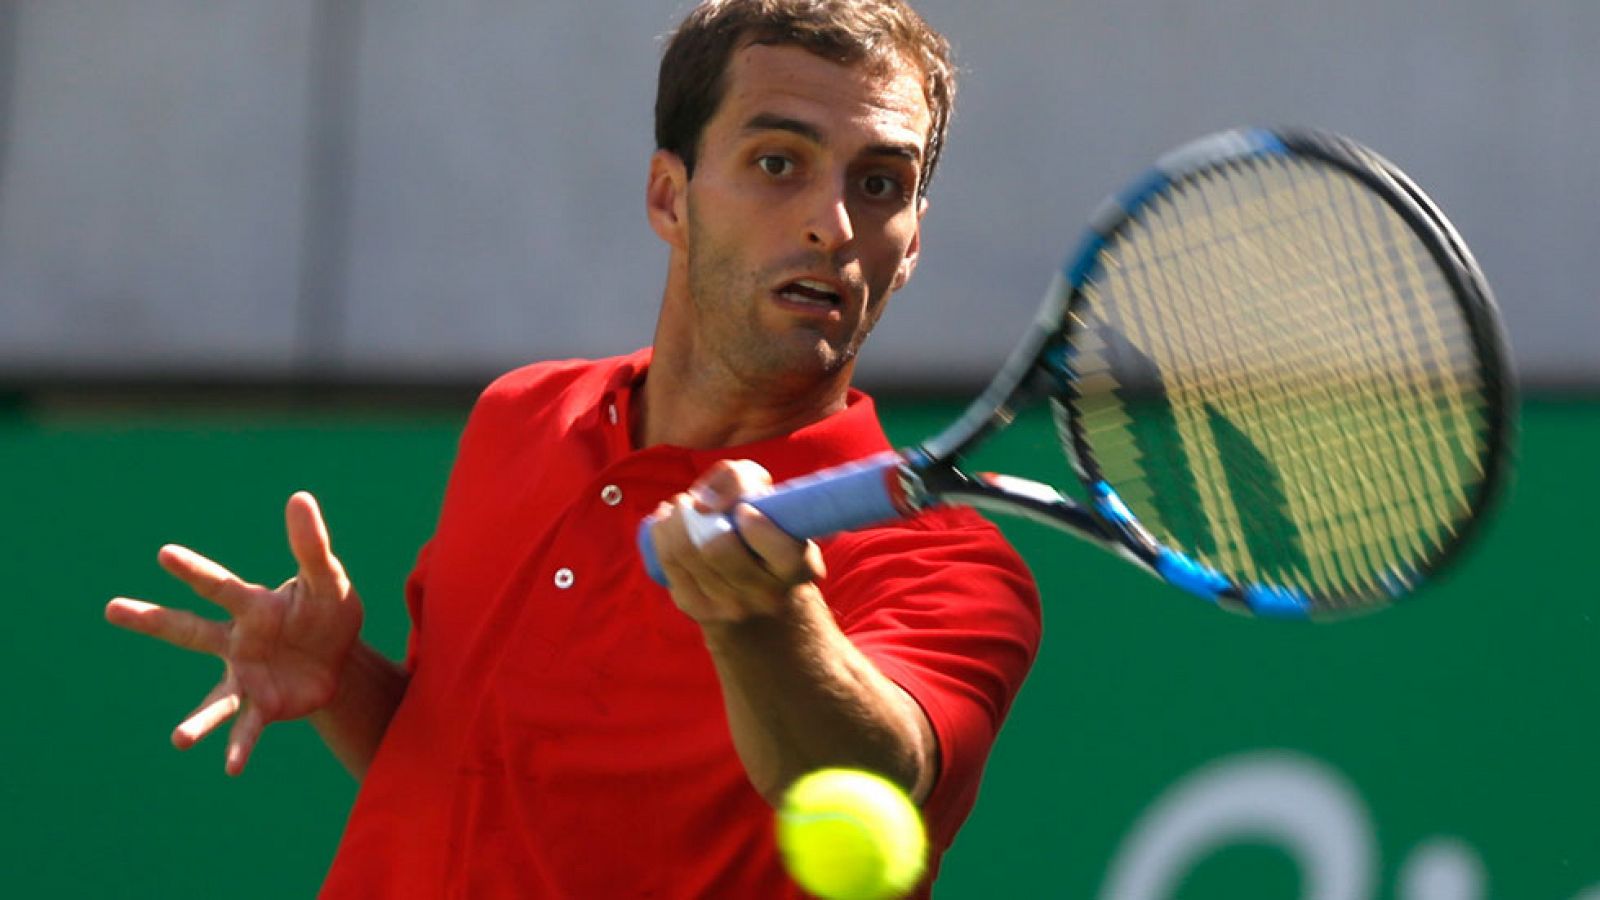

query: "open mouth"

left=776, top=278, right=844, bottom=310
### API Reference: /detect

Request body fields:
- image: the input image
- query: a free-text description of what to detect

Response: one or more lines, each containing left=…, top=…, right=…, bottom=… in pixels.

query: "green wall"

left=4, top=398, right=1595, bottom=897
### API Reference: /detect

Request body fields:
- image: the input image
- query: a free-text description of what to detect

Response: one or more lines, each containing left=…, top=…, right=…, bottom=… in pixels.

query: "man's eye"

left=758, top=155, right=794, bottom=177
left=862, top=173, right=904, bottom=200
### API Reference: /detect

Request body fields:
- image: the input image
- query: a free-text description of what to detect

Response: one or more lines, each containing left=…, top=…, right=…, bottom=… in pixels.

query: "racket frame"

left=898, top=127, right=1514, bottom=618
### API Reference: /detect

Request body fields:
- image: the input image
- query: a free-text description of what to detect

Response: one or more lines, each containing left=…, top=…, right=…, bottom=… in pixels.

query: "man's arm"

left=310, top=640, right=409, bottom=779
left=700, top=582, right=937, bottom=804
left=651, top=462, right=937, bottom=805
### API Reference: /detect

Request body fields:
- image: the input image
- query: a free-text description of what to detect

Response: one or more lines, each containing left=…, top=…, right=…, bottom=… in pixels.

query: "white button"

left=607, top=404, right=619, bottom=425
left=600, top=484, right=623, bottom=506
left=554, top=568, right=575, bottom=589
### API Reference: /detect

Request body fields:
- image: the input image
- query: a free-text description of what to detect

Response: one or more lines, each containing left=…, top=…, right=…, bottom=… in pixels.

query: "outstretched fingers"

left=173, top=679, right=242, bottom=750
left=168, top=677, right=265, bottom=775
left=156, top=544, right=259, bottom=616
left=225, top=704, right=268, bottom=776
left=284, top=491, right=344, bottom=597
left=105, top=598, right=228, bottom=656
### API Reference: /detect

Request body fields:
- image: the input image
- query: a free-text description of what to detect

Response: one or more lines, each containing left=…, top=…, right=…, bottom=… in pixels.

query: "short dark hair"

left=655, top=0, right=956, bottom=199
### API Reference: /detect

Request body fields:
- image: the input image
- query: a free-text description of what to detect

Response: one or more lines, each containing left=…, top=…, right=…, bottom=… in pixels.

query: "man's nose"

left=804, top=180, right=854, bottom=251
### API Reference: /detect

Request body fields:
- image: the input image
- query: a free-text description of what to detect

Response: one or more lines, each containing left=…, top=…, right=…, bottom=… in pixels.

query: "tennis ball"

left=776, top=768, right=928, bottom=900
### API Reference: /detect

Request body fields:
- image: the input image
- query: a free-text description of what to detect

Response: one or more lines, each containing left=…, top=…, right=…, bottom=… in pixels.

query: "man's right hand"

left=106, top=491, right=364, bottom=776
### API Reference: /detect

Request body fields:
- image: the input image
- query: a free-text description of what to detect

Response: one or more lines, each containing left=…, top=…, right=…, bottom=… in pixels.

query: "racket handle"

left=637, top=451, right=913, bottom=586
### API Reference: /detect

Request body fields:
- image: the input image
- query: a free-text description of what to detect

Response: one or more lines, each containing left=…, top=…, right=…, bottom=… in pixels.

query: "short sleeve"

left=401, top=539, right=433, bottom=673
left=817, top=508, right=1042, bottom=849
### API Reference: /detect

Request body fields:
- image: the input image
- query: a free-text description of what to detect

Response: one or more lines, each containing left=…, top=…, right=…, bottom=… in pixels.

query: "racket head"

left=1050, top=127, right=1514, bottom=618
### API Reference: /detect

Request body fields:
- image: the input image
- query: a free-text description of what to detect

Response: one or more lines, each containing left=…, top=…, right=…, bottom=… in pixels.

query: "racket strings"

left=1111, top=172, right=1350, bottom=591
left=1071, top=155, right=1491, bottom=603
left=1256, top=165, right=1466, bottom=592
left=1197, top=192, right=1471, bottom=600
left=1327, top=169, right=1483, bottom=567
left=1207, top=163, right=1480, bottom=596
left=1157, top=172, right=1371, bottom=593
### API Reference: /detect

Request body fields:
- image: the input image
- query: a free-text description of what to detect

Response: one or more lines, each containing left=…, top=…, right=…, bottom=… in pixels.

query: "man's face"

left=680, top=43, right=931, bottom=388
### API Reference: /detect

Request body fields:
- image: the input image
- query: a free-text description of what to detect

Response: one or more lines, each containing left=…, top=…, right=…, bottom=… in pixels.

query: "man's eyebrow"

left=741, top=113, right=923, bottom=164
left=742, top=113, right=824, bottom=144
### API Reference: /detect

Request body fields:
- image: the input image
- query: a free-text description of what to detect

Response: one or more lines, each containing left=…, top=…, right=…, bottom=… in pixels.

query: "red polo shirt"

left=321, top=350, right=1041, bottom=898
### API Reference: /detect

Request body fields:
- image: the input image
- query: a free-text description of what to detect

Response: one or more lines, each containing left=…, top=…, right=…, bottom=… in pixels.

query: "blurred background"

left=2, top=1, right=1595, bottom=897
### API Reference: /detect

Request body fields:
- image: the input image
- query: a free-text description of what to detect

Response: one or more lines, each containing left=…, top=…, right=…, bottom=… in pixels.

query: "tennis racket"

left=638, top=126, right=1514, bottom=619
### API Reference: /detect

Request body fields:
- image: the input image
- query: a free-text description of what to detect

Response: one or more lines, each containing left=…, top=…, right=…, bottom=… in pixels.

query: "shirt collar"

left=681, top=388, right=892, bottom=483
left=585, top=347, right=652, bottom=440
left=598, top=348, right=894, bottom=481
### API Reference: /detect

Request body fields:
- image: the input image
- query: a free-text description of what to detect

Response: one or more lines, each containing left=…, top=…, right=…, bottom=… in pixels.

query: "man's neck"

left=634, top=348, right=852, bottom=450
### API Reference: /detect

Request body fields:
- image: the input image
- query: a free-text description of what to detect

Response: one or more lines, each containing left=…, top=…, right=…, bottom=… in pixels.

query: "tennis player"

left=107, top=1, right=1041, bottom=895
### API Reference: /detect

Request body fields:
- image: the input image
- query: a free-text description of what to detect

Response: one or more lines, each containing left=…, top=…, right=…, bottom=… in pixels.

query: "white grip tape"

left=679, top=496, right=736, bottom=549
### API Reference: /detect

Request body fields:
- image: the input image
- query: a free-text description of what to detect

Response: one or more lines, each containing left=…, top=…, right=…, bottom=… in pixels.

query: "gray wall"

left=1, top=1, right=1594, bottom=388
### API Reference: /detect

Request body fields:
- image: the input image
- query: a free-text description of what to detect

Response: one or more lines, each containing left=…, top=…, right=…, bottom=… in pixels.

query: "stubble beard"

left=685, top=206, right=872, bottom=388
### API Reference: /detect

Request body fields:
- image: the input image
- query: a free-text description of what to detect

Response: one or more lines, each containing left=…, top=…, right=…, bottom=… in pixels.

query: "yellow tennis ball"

left=776, top=768, right=928, bottom=900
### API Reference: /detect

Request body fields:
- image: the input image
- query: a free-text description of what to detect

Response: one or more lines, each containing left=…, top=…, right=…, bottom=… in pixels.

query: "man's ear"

left=891, top=196, right=928, bottom=291
left=647, top=149, right=690, bottom=250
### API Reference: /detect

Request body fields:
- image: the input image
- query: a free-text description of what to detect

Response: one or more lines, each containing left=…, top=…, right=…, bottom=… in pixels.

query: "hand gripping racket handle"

left=637, top=451, right=916, bottom=585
